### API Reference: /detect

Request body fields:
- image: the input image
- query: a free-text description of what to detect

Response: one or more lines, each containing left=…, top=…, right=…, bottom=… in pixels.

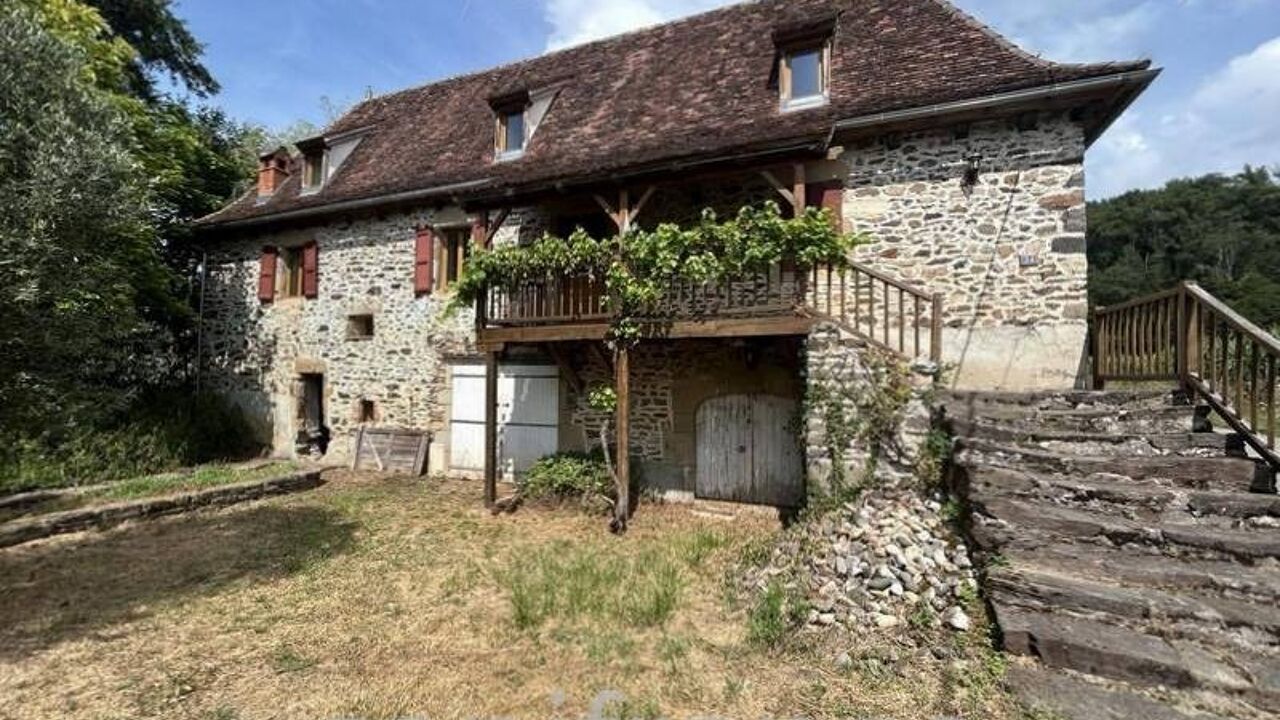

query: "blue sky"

left=174, top=0, right=1280, bottom=198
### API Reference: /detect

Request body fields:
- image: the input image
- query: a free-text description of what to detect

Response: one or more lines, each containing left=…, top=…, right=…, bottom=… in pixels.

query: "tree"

left=84, top=0, right=218, bottom=99
left=0, top=2, right=161, bottom=435
left=1088, top=167, right=1280, bottom=330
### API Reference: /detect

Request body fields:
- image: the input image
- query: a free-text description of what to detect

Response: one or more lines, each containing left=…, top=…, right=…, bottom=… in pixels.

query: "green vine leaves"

left=448, top=202, right=863, bottom=347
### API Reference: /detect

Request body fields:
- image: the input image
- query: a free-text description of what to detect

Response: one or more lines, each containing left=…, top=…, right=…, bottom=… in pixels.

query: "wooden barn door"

left=696, top=395, right=803, bottom=507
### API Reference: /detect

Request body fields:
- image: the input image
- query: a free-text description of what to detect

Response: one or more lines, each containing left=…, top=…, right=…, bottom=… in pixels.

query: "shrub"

left=520, top=451, right=613, bottom=504
left=0, top=389, right=262, bottom=494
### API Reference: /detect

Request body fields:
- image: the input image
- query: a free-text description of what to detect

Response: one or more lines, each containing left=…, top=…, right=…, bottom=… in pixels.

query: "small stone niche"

left=357, top=399, right=376, bottom=423
left=346, top=313, right=374, bottom=340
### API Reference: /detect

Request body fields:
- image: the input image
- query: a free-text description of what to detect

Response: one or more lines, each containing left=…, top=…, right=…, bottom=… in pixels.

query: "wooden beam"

left=483, top=351, right=499, bottom=508
left=618, top=188, right=632, bottom=232
left=593, top=193, right=619, bottom=229
left=477, top=315, right=815, bottom=345
left=544, top=343, right=584, bottom=393
left=484, top=207, right=512, bottom=245
left=760, top=170, right=796, bottom=208
left=613, top=345, right=631, bottom=534
left=792, top=162, right=807, bottom=215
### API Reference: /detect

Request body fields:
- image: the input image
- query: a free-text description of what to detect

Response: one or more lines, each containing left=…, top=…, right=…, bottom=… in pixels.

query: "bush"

left=0, top=389, right=262, bottom=494
left=520, top=451, right=613, bottom=504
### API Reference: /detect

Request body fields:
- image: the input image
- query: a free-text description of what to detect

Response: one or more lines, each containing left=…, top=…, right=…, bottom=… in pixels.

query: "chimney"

left=257, top=148, right=291, bottom=197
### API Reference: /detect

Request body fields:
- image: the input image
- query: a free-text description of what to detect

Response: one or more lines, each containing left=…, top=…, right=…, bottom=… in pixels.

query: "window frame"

left=434, top=228, right=471, bottom=293
left=280, top=246, right=306, bottom=298
left=495, top=107, right=527, bottom=160
left=301, top=151, right=327, bottom=192
left=780, top=41, right=831, bottom=111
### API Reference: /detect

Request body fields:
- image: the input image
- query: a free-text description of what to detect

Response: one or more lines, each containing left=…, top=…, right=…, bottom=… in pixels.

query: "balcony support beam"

left=483, top=349, right=499, bottom=508
left=612, top=345, right=631, bottom=534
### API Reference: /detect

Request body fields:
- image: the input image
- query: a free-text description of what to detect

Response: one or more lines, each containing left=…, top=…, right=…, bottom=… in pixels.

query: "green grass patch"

left=86, top=462, right=299, bottom=502
left=501, top=541, right=684, bottom=631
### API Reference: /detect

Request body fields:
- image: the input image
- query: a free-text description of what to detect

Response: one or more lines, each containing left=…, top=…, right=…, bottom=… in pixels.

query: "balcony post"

left=483, top=350, right=498, bottom=508
left=612, top=345, right=631, bottom=534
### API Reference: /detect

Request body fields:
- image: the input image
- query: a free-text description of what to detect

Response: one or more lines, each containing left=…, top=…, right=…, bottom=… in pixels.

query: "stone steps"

left=956, top=438, right=1274, bottom=493
left=951, top=418, right=1245, bottom=457
left=996, top=607, right=1280, bottom=714
left=948, top=389, right=1280, bottom=718
left=964, top=466, right=1280, bottom=527
left=1007, top=665, right=1246, bottom=720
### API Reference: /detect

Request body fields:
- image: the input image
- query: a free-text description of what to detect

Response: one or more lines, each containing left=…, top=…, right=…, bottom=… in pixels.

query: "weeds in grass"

left=723, top=676, right=745, bottom=703
left=600, top=695, right=662, bottom=720
left=908, top=602, right=937, bottom=631
left=657, top=634, right=690, bottom=674
left=502, top=543, right=683, bottom=630
left=270, top=646, right=316, bottom=674
left=746, top=580, right=790, bottom=647
left=672, top=528, right=728, bottom=567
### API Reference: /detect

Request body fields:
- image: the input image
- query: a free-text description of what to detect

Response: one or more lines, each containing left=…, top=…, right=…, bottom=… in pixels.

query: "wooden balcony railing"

left=476, top=261, right=943, bottom=362
left=1093, top=282, right=1279, bottom=468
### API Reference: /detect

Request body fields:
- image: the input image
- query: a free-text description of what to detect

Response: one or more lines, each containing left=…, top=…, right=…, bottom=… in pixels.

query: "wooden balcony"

left=474, top=262, right=943, bottom=362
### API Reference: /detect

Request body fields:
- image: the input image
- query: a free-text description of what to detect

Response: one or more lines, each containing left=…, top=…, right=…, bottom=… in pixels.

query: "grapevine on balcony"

left=450, top=201, right=861, bottom=346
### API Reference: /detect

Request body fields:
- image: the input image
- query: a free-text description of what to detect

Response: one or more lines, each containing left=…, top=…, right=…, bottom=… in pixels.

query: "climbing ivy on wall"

left=450, top=202, right=861, bottom=346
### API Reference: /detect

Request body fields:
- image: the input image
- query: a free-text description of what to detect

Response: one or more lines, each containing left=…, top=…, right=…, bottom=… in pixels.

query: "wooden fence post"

left=484, top=351, right=498, bottom=508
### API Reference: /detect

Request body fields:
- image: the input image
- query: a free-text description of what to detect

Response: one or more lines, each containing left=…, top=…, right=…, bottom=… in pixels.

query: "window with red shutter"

left=258, top=247, right=277, bottom=302
left=414, top=227, right=435, bottom=296
left=302, top=242, right=319, bottom=299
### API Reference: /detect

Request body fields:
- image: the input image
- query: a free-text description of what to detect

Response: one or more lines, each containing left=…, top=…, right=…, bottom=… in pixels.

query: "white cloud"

left=952, top=0, right=1159, bottom=63
left=1089, top=35, right=1280, bottom=197
left=542, top=0, right=731, bottom=51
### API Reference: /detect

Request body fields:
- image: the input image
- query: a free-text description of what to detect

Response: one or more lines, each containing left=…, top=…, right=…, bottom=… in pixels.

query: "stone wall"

left=201, top=208, right=476, bottom=462
left=804, top=322, right=936, bottom=498
left=835, top=111, right=1090, bottom=390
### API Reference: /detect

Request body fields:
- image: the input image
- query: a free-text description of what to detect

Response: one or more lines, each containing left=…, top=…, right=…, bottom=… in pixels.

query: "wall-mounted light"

left=962, top=153, right=983, bottom=189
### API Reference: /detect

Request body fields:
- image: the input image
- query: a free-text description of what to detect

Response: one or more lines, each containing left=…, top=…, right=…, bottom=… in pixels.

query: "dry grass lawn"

left=0, top=471, right=1028, bottom=719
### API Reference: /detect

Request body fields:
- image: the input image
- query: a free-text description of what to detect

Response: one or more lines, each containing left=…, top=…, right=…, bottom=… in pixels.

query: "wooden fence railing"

left=804, top=262, right=943, bottom=363
left=1093, top=281, right=1279, bottom=468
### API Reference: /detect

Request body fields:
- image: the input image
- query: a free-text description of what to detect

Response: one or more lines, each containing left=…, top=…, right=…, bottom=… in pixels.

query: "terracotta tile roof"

left=199, top=0, right=1150, bottom=228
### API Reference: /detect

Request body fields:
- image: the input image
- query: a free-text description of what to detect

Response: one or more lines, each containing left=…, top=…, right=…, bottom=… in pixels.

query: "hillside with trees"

left=1088, top=167, right=1280, bottom=333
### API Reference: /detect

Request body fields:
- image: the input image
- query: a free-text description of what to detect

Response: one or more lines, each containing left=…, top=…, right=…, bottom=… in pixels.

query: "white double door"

left=449, top=363, right=559, bottom=479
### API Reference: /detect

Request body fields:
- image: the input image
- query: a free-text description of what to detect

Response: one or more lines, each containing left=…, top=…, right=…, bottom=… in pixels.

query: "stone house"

left=195, top=0, right=1156, bottom=506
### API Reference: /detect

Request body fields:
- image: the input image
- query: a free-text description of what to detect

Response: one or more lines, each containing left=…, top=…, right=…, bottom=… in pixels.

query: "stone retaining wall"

left=0, top=472, right=323, bottom=549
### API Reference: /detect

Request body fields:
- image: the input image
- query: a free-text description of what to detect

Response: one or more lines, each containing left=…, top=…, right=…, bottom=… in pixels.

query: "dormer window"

left=302, top=152, right=325, bottom=190
left=496, top=107, right=526, bottom=159
left=780, top=43, right=829, bottom=111
left=296, top=136, right=329, bottom=192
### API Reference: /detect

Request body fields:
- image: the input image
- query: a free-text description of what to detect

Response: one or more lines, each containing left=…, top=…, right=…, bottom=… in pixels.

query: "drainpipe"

left=195, top=249, right=207, bottom=396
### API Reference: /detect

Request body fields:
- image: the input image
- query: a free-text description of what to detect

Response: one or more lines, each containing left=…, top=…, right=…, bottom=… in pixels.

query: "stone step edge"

left=970, top=497, right=1280, bottom=560
left=964, top=465, right=1280, bottom=519
left=987, top=564, right=1280, bottom=636
left=1004, top=664, right=1243, bottom=720
left=994, top=605, right=1275, bottom=708
left=0, top=471, right=324, bottom=549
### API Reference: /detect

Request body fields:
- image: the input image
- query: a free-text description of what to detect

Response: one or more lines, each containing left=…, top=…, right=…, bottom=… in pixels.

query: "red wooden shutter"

left=806, top=182, right=845, bottom=231
left=414, top=227, right=435, bottom=296
left=302, top=241, right=319, bottom=299
left=257, top=247, right=277, bottom=303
